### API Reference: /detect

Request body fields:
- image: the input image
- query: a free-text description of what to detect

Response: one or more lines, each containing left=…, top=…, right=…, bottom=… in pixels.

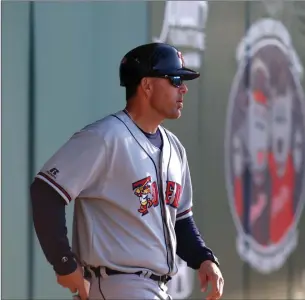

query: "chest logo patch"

left=132, top=176, right=183, bottom=216
left=133, top=176, right=159, bottom=216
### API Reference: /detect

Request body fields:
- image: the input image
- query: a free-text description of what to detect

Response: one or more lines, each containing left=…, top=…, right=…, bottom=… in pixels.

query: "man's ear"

left=140, top=77, right=153, bottom=98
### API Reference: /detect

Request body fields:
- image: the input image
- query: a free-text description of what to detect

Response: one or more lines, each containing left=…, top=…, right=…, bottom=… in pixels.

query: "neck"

left=124, top=104, right=163, bottom=134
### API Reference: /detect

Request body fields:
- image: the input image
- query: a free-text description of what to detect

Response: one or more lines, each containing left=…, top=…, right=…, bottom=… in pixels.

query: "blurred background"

left=2, top=0, right=305, bottom=299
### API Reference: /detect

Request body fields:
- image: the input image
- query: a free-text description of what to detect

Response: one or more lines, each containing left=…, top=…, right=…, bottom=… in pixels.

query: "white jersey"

left=36, top=110, right=193, bottom=277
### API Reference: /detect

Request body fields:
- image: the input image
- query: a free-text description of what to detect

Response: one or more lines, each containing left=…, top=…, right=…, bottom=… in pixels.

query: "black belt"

left=86, top=266, right=171, bottom=284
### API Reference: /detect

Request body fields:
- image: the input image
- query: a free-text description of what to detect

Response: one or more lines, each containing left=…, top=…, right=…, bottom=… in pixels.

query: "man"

left=30, top=42, right=224, bottom=300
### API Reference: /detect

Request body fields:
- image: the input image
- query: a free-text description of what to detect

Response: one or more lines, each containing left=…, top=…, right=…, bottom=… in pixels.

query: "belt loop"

left=143, top=270, right=152, bottom=279
left=99, top=266, right=109, bottom=279
left=84, top=266, right=96, bottom=280
left=166, top=275, right=172, bottom=283
left=84, top=267, right=93, bottom=279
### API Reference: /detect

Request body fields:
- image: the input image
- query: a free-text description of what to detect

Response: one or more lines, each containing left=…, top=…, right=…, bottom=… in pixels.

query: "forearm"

left=175, top=216, right=219, bottom=269
left=30, top=178, right=77, bottom=275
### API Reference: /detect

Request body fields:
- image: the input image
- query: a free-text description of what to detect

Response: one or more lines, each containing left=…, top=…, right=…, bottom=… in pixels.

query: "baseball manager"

left=30, top=42, right=224, bottom=300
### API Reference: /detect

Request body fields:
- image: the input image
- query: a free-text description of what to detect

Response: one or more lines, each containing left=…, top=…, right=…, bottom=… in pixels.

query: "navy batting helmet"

left=119, top=43, right=200, bottom=87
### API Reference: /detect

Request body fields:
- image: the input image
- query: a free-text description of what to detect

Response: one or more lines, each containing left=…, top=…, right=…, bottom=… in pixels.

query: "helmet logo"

left=177, top=51, right=185, bottom=67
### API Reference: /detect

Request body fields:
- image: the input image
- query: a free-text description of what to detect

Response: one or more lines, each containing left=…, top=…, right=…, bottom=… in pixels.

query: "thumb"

left=69, top=287, right=78, bottom=294
left=77, top=282, right=89, bottom=300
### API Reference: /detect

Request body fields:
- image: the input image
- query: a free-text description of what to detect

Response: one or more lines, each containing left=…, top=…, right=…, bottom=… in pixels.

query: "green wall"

left=2, top=1, right=148, bottom=299
left=2, top=2, right=31, bottom=299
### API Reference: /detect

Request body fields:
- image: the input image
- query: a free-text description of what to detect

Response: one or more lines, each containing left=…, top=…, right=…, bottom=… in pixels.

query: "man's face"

left=149, top=77, right=189, bottom=119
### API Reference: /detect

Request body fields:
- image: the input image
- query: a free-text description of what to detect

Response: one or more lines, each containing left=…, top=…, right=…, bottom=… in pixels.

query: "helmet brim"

left=166, top=67, right=200, bottom=80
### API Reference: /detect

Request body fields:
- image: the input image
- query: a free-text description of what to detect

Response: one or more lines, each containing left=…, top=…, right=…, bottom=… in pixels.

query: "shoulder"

left=77, top=112, right=128, bottom=141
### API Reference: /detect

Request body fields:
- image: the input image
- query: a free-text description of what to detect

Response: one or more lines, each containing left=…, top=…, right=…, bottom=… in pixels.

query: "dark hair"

left=125, top=83, right=139, bottom=101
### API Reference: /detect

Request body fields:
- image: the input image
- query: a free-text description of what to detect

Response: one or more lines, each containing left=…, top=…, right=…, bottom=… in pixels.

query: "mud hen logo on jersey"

left=133, top=176, right=182, bottom=216
left=224, top=18, right=305, bottom=274
left=133, top=176, right=159, bottom=216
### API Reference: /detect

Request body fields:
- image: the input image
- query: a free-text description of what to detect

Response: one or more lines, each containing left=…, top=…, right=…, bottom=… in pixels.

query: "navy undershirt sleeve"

left=175, top=216, right=219, bottom=269
left=30, top=178, right=77, bottom=275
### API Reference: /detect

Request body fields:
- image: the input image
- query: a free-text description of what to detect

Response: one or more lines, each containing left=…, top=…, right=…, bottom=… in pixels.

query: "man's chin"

left=167, top=110, right=182, bottom=120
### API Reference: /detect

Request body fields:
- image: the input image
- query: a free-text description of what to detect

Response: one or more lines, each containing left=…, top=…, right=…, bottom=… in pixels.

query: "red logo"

left=165, top=181, right=182, bottom=208
left=132, top=177, right=182, bottom=216
left=133, top=176, right=159, bottom=216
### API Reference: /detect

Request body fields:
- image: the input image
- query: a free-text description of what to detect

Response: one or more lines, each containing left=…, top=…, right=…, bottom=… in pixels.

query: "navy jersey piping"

left=111, top=114, right=172, bottom=275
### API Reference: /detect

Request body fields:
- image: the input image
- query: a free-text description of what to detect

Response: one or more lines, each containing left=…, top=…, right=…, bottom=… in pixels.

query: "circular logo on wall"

left=225, top=18, right=305, bottom=274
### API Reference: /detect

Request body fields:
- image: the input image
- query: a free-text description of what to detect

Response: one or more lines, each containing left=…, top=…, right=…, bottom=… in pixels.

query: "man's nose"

left=179, top=83, right=188, bottom=94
